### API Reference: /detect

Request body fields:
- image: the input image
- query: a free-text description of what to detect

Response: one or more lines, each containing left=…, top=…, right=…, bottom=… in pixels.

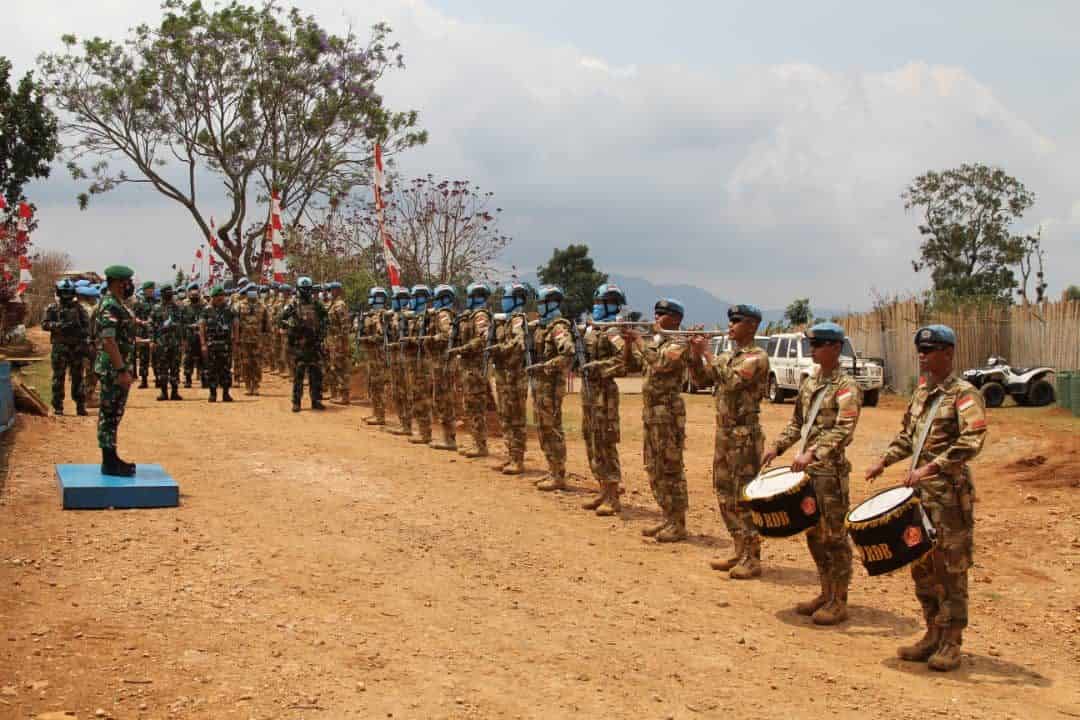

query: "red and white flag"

left=16, top=254, right=32, bottom=296
left=373, top=144, right=401, bottom=287
left=208, top=217, right=218, bottom=250
left=269, top=190, right=286, bottom=283
left=14, top=203, right=32, bottom=295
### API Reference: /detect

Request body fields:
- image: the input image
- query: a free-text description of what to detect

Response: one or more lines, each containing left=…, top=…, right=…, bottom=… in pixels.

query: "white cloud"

left=10, top=0, right=1080, bottom=306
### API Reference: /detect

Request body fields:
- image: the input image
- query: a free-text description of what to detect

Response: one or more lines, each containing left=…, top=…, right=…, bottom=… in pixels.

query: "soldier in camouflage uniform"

left=402, top=285, right=434, bottom=443
left=198, top=286, right=239, bottom=402
left=528, top=285, right=575, bottom=491
left=689, top=304, right=770, bottom=577
left=132, top=281, right=156, bottom=388
left=385, top=286, right=413, bottom=435
left=236, top=283, right=270, bottom=395
left=280, top=276, right=329, bottom=412
left=258, top=285, right=273, bottom=371
left=488, top=283, right=530, bottom=472
left=626, top=298, right=692, bottom=542
left=95, top=266, right=139, bottom=476
left=182, top=283, right=207, bottom=388
left=357, top=287, right=390, bottom=425
left=426, top=285, right=459, bottom=450
left=77, top=285, right=101, bottom=408
left=230, top=280, right=248, bottom=388
left=866, top=324, right=987, bottom=672
left=275, top=285, right=295, bottom=376
left=325, top=282, right=353, bottom=404
left=448, top=283, right=495, bottom=457
left=41, top=279, right=90, bottom=416
left=764, top=322, right=861, bottom=623
left=149, top=284, right=186, bottom=401
left=578, top=284, right=630, bottom=515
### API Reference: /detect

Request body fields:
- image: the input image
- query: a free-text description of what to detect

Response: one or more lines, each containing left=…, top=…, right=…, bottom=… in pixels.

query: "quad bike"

left=962, top=356, right=1056, bottom=408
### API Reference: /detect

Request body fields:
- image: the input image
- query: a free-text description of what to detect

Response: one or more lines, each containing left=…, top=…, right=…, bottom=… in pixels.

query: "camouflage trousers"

left=461, top=363, right=489, bottom=450
left=205, top=344, right=233, bottom=389
left=495, top=369, right=527, bottom=462
left=183, top=337, right=205, bottom=385
left=911, top=472, right=975, bottom=629
left=153, top=345, right=181, bottom=388
left=582, top=377, right=621, bottom=485
left=51, top=344, right=85, bottom=411
left=367, top=355, right=388, bottom=421
left=712, top=424, right=764, bottom=542
left=407, top=358, right=433, bottom=437
left=432, top=360, right=457, bottom=440
left=291, top=354, right=324, bottom=405
left=326, top=339, right=352, bottom=399
left=270, top=333, right=284, bottom=372
left=135, top=344, right=153, bottom=381
left=532, top=374, right=566, bottom=476
left=391, top=357, right=411, bottom=431
left=805, top=471, right=853, bottom=586
left=233, top=342, right=244, bottom=386
left=239, top=342, right=262, bottom=393
left=643, top=395, right=688, bottom=515
left=83, top=350, right=98, bottom=405
left=96, top=369, right=130, bottom=449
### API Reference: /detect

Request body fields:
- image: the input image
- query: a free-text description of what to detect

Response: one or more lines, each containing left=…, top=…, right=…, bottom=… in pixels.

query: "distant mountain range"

left=520, top=271, right=844, bottom=326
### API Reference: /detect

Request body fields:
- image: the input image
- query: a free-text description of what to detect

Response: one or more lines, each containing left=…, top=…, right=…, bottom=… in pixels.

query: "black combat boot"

left=184, top=375, right=192, bottom=389
left=157, top=383, right=169, bottom=401
left=222, top=386, right=234, bottom=402
left=53, top=404, right=64, bottom=416
left=209, top=386, right=218, bottom=403
left=139, top=376, right=149, bottom=389
left=76, top=404, right=88, bottom=417
left=101, top=448, right=136, bottom=477
left=170, top=384, right=182, bottom=401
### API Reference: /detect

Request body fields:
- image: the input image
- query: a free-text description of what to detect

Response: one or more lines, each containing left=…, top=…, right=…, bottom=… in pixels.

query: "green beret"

left=104, top=265, right=135, bottom=281
left=140, top=280, right=155, bottom=290
left=210, top=286, right=225, bottom=297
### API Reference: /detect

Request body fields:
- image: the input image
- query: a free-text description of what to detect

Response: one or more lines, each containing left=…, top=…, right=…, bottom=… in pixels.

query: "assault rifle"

left=568, top=320, right=591, bottom=403
left=416, top=309, right=430, bottom=361
left=522, top=316, right=538, bottom=399
left=481, top=312, right=499, bottom=380
left=445, top=312, right=461, bottom=361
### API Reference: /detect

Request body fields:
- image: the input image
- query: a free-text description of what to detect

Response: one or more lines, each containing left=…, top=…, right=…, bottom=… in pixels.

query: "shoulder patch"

left=956, top=395, right=976, bottom=412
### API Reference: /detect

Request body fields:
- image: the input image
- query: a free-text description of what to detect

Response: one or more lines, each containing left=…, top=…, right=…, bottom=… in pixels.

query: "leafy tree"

left=536, top=244, right=608, bottom=321
left=902, top=163, right=1034, bottom=303
left=1065, top=285, right=1080, bottom=302
left=0, top=57, right=60, bottom=206
left=784, top=297, right=811, bottom=327
left=39, top=0, right=426, bottom=277
left=1015, top=227, right=1048, bottom=304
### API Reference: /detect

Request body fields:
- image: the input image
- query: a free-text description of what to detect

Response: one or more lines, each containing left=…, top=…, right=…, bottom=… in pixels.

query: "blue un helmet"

left=410, top=284, right=431, bottom=312
left=466, top=282, right=491, bottom=311
left=55, top=279, right=77, bottom=303
left=74, top=279, right=90, bottom=288
left=296, top=276, right=314, bottom=299
left=390, top=285, right=410, bottom=311
left=368, top=286, right=388, bottom=310
left=592, top=283, right=626, bottom=322
left=432, top=284, right=456, bottom=310
left=536, top=285, right=564, bottom=326
left=501, top=282, right=529, bottom=314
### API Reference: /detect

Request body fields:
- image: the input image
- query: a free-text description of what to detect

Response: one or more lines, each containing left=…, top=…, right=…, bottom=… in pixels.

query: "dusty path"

left=1, top=370, right=1078, bottom=720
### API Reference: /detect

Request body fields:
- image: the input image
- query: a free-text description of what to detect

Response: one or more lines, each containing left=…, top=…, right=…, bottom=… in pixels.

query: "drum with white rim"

left=846, top=486, right=935, bottom=576
left=741, top=466, right=820, bottom=537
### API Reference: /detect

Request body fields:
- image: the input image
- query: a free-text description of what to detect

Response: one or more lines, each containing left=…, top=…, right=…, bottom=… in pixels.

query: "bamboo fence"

left=839, top=298, right=1080, bottom=393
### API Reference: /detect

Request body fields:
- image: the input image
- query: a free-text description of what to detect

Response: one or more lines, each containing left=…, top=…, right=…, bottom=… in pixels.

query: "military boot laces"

left=897, top=624, right=943, bottom=662
left=656, top=513, right=687, bottom=543
left=811, top=582, right=849, bottom=626
left=796, top=575, right=829, bottom=616
left=594, top=483, right=621, bottom=516
left=711, top=537, right=744, bottom=572
left=927, top=628, right=963, bottom=671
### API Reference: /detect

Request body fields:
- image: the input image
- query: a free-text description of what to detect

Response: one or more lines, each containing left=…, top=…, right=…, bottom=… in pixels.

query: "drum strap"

left=910, top=392, right=946, bottom=472
left=800, top=385, right=828, bottom=453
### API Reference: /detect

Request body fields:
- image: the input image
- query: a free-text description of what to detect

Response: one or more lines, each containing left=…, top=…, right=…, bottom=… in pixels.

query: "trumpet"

left=658, top=329, right=726, bottom=339
left=587, top=320, right=656, bottom=331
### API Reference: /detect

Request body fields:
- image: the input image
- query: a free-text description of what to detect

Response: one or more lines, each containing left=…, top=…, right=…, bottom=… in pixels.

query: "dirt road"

left=1, top=368, right=1078, bottom=719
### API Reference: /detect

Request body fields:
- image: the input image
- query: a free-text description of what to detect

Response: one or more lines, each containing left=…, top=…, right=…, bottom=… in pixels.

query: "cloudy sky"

left=7, top=0, right=1079, bottom=309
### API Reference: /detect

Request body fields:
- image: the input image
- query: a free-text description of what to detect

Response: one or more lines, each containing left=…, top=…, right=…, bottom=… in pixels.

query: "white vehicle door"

left=774, top=337, right=790, bottom=387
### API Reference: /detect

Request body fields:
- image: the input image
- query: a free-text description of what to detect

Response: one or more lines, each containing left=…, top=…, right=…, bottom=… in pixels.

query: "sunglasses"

left=808, top=339, right=837, bottom=348
left=917, top=344, right=946, bottom=354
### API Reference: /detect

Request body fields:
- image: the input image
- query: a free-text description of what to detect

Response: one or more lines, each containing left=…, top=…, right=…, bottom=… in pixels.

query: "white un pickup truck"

left=763, top=332, right=884, bottom=407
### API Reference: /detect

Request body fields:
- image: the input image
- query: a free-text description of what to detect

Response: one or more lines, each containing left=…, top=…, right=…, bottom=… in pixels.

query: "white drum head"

left=744, top=467, right=805, bottom=500
left=848, top=486, right=915, bottom=523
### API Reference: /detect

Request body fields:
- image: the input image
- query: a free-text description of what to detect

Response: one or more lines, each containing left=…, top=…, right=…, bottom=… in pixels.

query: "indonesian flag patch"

left=957, top=396, right=976, bottom=412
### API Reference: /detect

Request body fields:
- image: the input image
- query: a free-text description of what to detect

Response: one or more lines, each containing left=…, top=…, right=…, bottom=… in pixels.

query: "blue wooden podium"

left=55, top=464, right=179, bottom=510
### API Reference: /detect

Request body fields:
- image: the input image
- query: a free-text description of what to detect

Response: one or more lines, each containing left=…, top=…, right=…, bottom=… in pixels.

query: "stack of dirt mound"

left=1006, top=451, right=1080, bottom=488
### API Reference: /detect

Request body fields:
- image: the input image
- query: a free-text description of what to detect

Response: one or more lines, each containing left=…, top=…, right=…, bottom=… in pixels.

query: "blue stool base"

left=55, top=464, right=179, bottom=510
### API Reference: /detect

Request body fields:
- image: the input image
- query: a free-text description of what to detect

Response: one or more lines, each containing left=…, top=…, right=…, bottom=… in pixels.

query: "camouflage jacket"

left=181, top=300, right=205, bottom=340
left=42, top=301, right=90, bottom=346
left=582, top=325, right=627, bottom=380
left=94, top=295, right=136, bottom=375
left=881, top=374, right=987, bottom=480
left=773, top=366, right=861, bottom=474
left=425, top=307, right=457, bottom=357
left=691, top=340, right=769, bottom=429
left=631, top=333, right=690, bottom=407
left=533, top=317, right=573, bottom=377
left=132, top=297, right=155, bottom=338
left=327, top=298, right=351, bottom=343
left=279, top=298, right=328, bottom=351
left=491, top=312, right=528, bottom=376
left=458, top=308, right=493, bottom=369
left=237, top=298, right=270, bottom=344
left=150, top=301, right=186, bottom=350
left=200, top=304, right=238, bottom=347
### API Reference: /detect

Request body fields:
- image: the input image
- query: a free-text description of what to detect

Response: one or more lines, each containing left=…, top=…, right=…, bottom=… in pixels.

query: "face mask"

left=467, top=295, right=487, bottom=310
left=246, top=290, right=258, bottom=300
left=538, top=301, right=561, bottom=324
left=501, top=296, right=517, bottom=314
